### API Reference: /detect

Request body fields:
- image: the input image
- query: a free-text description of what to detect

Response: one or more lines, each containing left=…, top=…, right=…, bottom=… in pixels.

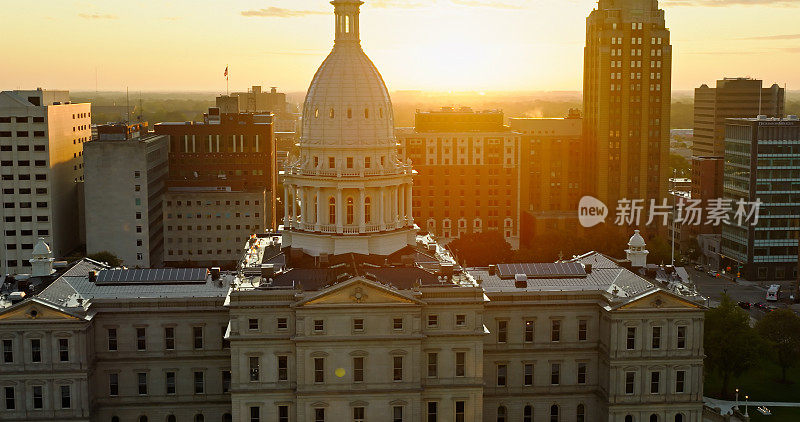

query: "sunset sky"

left=2, top=0, right=798, bottom=93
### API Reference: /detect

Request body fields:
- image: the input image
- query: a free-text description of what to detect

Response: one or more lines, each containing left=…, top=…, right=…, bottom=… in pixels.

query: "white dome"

left=628, top=230, right=646, bottom=248
left=300, top=0, right=394, bottom=149
left=32, top=237, right=52, bottom=257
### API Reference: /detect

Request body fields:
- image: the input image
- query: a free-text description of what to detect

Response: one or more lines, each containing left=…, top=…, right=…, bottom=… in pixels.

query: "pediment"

left=0, top=299, right=84, bottom=322
left=615, top=289, right=704, bottom=311
left=299, top=278, right=420, bottom=306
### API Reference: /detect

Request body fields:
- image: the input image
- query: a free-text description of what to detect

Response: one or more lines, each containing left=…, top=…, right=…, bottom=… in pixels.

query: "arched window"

left=330, top=108, right=335, bottom=118
left=650, top=415, right=658, bottom=422
left=550, top=405, right=559, bottom=422
left=364, top=197, right=372, bottom=224
left=674, top=415, right=683, bottom=422
left=167, top=416, right=176, bottom=422
left=379, top=108, right=384, bottom=118
left=625, top=416, right=633, bottom=422
left=223, top=414, right=233, bottom=422
left=346, top=197, right=354, bottom=225
left=496, top=406, right=506, bottom=422
left=523, top=406, right=533, bottom=422
left=329, top=197, right=336, bottom=225
left=139, top=417, right=148, bottom=422
left=347, top=108, right=352, bottom=119
left=577, top=404, right=585, bottom=422
left=112, top=418, right=120, bottom=422
left=364, top=108, right=369, bottom=118
left=314, top=108, right=319, bottom=118
left=195, top=414, right=204, bottom=422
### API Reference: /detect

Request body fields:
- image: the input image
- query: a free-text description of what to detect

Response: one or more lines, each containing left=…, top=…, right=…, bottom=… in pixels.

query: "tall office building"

left=84, top=123, right=169, bottom=268
left=216, top=86, right=299, bottom=132
left=721, top=116, right=800, bottom=282
left=396, top=108, right=520, bottom=247
left=584, top=0, right=672, bottom=208
left=0, top=89, right=91, bottom=277
left=693, top=78, right=785, bottom=157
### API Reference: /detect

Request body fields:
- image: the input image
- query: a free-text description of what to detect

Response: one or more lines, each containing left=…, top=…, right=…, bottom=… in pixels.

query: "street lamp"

left=734, top=388, right=739, bottom=411
left=744, top=395, right=749, bottom=417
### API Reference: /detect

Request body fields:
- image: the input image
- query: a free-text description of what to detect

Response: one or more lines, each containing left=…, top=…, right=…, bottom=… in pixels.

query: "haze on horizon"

left=2, top=0, right=798, bottom=94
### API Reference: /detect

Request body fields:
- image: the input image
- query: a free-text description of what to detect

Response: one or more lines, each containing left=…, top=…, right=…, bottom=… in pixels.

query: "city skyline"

left=2, top=0, right=799, bottom=93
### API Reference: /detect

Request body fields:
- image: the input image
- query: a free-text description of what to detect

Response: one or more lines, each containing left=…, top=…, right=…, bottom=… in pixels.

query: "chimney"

left=88, top=271, right=97, bottom=283
left=488, top=264, right=497, bottom=276
left=514, top=274, right=527, bottom=289
left=584, top=263, right=592, bottom=274
left=210, top=267, right=221, bottom=280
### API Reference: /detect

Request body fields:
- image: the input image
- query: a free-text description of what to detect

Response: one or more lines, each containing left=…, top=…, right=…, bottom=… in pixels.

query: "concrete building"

left=84, top=123, right=169, bottom=268
left=583, top=0, right=672, bottom=208
left=397, top=108, right=520, bottom=247
left=693, top=78, right=785, bottom=157
left=0, top=89, right=91, bottom=277
left=216, top=86, right=299, bottom=133
left=155, top=109, right=278, bottom=268
left=720, top=116, right=800, bottom=282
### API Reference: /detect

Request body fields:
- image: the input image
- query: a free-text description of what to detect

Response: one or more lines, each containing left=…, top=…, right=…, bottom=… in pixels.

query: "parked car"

left=694, top=265, right=704, bottom=271
left=738, top=301, right=751, bottom=309
left=753, top=302, right=768, bottom=310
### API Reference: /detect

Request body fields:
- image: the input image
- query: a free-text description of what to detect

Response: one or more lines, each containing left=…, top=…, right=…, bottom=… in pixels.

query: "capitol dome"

left=628, top=230, right=646, bottom=248
left=301, top=0, right=395, bottom=148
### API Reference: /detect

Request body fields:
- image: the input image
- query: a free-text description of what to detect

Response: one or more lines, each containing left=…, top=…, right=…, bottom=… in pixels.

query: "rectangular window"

left=2, top=339, right=12, bottom=363
left=194, top=371, right=204, bottom=394
left=524, top=320, right=534, bottom=343
left=138, top=372, right=148, bottom=395
left=427, top=315, right=438, bottom=327
left=393, top=318, right=403, bottom=330
left=455, top=351, right=466, bottom=377
left=193, top=326, right=204, bottom=349
left=31, top=339, right=41, bottom=362
left=393, top=356, right=403, bottom=381
left=60, top=385, right=70, bottom=409
left=578, top=362, right=587, bottom=384
left=353, top=356, right=364, bottom=382
left=455, top=314, right=466, bottom=326
left=550, top=363, right=560, bottom=385
left=427, top=402, right=438, bottom=422
left=676, top=370, right=686, bottom=393
left=4, top=386, right=14, bottom=410
left=497, top=320, right=507, bottom=343
left=626, top=327, right=636, bottom=350
left=278, top=355, right=288, bottom=381
left=136, top=327, right=146, bottom=351
left=524, top=363, right=533, bottom=386
left=249, top=356, right=260, bottom=381
left=455, top=401, right=465, bottom=422
left=58, top=338, right=69, bottom=362
left=248, top=319, right=259, bottom=330
left=107, top=328, right=117, bottom=351
left=650, top=371, right=660, bottom=394
left=166, top=371, right=176, bottom=394
left=164, top=327, right=175, bottom=350
left=278, top=405, right=289, bottom=422
left=278, top=317, right=288, bottom=330
left=497, top=364, right=507, bottom=386
left=32, top=385, right=43, bottom=409
left=222, top=370, right=231, bottom=393
left=578, top=319, right=587, bottom=341
left=314, top=320, right=324, bottom=332
left=353, top=318, right=364, bottom=332
left=677, top=326, right=687, bottom=349
left=314, top=357, right=324, bottom=383
left=625, top=372, right=635, bottom=394
left=109, top=373, right=119, bottom=396
left=353, top=406, right=365, bottom=422
left=652, top=326, right=662, bottom=349
left=427, top=352, right=438, bottom=378
left=551, top=320, right=561, bottom=342
left=393, top=406, right=403, bottom=422
left=250, top=406, right=260, bottom=422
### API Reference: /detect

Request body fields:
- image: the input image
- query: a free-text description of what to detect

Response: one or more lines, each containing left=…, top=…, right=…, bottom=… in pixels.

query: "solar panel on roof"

left=496, top=262, right=586, bottom=279
left=94, top=268, right=208, bottom=285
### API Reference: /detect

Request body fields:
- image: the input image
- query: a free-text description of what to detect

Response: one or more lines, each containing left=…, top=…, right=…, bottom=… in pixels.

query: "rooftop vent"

left=584, top=263, right=592, bottom=274
left=488, top=264, right=497, bottom=276
left=514, top=273, right=527, bottom=289
left=210, top=267, right=221, bottom=280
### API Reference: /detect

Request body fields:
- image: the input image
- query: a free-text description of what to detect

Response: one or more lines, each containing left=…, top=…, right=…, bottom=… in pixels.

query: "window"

left=5, top=386, right=15, bottom=410
left=549, top=404, right=559, bottom=422
left=578, top=320, right=587, bottom=341
left=393, top=406, right=403, bottom=422
left=32, top=385, right=43, bottom=409
left=314, top=357, right=324, bottom=383
left=353, top=318, right=364, bottom=332
left=625, top=372, right=635, bottom=394
left=195, top=416, right=204, bottom=422
left=353, top=356, right=364, bottom=382
left=164, top=327, right=175, bottom=350
left=353, top=406, right=365, bottom=422
left=2, top=339, right=12, bottom=363
left=58, top=338, right=69, bottom=362
left=676, top=370, right=686, bottom=393
left=393, top=318, right=403, bottom=330
left=31, top=339, right=41, bottom=362
left=497, top=406, right=506, bottom=422
left=427, top=352, right=438, bottom=377
left=497, top=364, right=507, bottom=386
left=524, top=320, right=534, bottom=342
left=393, top=356, right=403, bottom=381
left=315, top=408, right=325, bottom=422
left=278, top=406, right=289, bottom=422
left=427, top=402, right=438, bottom=422
left=652, top=326, right=661, bottom=349
left=138, top=372, right=148, bottom=395
left=194, top=371, right=204, bottom=394
left=166, top=372, right=176, bottom=394
left=193, top=327, right=204, bottom=349
left=346, top=197, right=354, bottom=224
left=677, top=326, right=686, bottom=349
left=675, top=414, right=684, bottom=422
left=650, top=371, right=660, bottom=394
left=328, top=156, right=335, bottom=168
left=524, top=363, right=534, bottom=385
left=250, top=407, right=260, bottom=422
left=455, top=351, right=466, bottom=376
left=60, top=385, right=71, bottom=409
left=249, top=356, right=260, bottom=381
left=456, top=314, right=466, bottom=327
left=523, top=406, right=532, bottom=422
left=626, top=327, right=636, bottom=350
left=578, top=363, right=587, bottom=384
left=222, top=371, right=231, bottom=393
left=650, top=415, right=658, bottom=422
left=277, top=318, right=288, bottom=330
left=576, top=404, right=585, bottom=422
left=551, top=320, right=561, bottom=342
left=314, top=320, right=324, bottom=332
left=497, top=320, right=507, bottom=343
left=427, top=315, right=438, bottom=327
left=109, top=373, right=119, bottom=396
left=137, top=327, right=146, bottom=351
left=551, top=363, right=560, bottom=385
left=248, top=319, right=259, bottom=330
left=140, top=417, right=148, bottom=422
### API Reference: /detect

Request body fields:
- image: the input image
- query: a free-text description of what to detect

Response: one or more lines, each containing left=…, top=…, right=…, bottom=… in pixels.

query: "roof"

left=94, top=268, right=208, bottom=285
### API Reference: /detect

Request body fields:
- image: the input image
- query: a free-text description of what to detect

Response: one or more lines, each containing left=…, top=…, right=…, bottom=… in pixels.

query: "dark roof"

left=94, top=268, right=208, bottom=285
left=496, top=262, right=586, bottom=279
left=266, top=265, right=448, bottom=292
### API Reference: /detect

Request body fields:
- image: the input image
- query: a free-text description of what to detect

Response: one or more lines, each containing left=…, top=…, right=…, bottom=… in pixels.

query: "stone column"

left=392, top=185, right=399, bottom=225
left=283, top=184, right=289, bottom=227
left=359, top=188, right=366, bottom=232
left=379, top=187, right=385, bottom=228
left=315, top=188, right=322, bottom=227
left=291, top=185, right=297, bottom=228
left=336, top=188, right=343, bottom=233
left=406, top=183, right=413, bottom=224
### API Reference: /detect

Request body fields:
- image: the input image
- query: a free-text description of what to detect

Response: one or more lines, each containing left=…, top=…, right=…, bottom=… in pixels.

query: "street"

left=687, top=268, right=798, bottom=320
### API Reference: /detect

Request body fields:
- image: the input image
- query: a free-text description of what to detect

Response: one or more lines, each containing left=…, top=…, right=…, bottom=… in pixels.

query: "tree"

left=756, top=309, right=800, bottom=383
left=704, top=293, right=762, bottom=398
left=448, top=231, right=513, bottom=267
left=87, top=251, right=122, bottom=267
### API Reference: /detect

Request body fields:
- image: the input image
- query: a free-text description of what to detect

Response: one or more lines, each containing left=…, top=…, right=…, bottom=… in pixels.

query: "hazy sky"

left=2, top=0, right=798, bottom=93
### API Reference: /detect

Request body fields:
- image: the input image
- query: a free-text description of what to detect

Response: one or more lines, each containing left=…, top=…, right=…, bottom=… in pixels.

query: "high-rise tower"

left=282, top=0, right=416, bottom=256
left=583, top=0, right=672, bottom=207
